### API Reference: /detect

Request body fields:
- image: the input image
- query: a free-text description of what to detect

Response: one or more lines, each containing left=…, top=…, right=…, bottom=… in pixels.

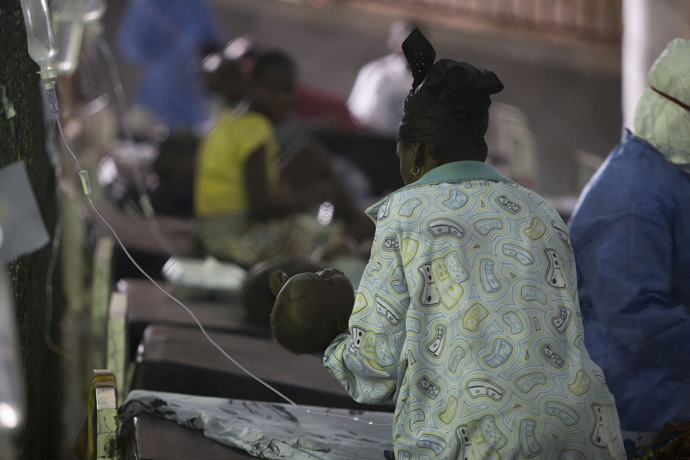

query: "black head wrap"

left=398, top=29, right=504, bottom=143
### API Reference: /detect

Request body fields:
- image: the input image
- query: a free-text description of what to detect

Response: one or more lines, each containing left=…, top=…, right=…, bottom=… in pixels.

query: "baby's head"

left=241, top=257, right=324, bottom=324
left=270, top=269, right=354, bottom=355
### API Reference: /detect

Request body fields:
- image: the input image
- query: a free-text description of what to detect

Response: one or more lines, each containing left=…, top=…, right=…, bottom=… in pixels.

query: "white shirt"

left=347, top=53, right=411, bottom=137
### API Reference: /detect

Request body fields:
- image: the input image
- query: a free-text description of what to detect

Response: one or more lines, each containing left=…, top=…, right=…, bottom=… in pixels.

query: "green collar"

left=366, top=161, right=515, bottom=218
left=414, top=160, right=513, bottom=186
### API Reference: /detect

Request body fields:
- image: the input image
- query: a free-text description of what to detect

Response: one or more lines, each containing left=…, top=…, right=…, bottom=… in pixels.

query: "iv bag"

left=20, top=0, right=58, bottom=81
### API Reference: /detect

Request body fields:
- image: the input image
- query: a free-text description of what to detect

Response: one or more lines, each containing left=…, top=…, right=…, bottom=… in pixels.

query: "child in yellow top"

left=195, top=51, right=353, bottom=267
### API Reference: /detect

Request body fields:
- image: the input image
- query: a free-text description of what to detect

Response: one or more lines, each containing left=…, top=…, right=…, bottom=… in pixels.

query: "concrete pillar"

left=622, top=0, right=690, bottom=130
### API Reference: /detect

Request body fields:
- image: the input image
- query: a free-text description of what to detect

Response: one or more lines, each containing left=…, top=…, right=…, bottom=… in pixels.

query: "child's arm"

left=245, top=147, right=286, bottom=220
left=245, top=142, right=373, bottom=244
left=244, top=147, right=325, bottom=221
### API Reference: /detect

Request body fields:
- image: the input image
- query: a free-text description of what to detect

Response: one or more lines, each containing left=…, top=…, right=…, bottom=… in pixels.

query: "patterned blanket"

left=120, top=390, right=393, bottom=459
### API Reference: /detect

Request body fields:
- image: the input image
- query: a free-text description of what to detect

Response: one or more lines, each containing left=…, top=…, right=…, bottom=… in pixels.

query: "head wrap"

left=633, top=38, right=690, bottom=174
left=397, top=29, right=504, bottom=143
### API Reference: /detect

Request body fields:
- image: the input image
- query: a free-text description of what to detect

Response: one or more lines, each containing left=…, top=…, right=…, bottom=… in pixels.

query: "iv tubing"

left=53, top=116, right=392, bottom=426
left=94, top=32, right=180, bottom=258
left=24, top=0, right=391, bottom=431
left=43, top=67, right=392, bottom=426
left=55, top=118, right=299, bottom=407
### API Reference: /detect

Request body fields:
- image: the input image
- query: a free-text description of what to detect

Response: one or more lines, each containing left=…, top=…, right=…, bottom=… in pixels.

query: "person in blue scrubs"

left=569, top=38, right=690, bottom=432
left=116, top=0, right=225, bottom=130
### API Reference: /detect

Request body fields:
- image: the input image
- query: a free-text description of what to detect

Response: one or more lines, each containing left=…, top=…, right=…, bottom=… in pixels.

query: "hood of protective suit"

left=634, top=38, right=690, bottom=174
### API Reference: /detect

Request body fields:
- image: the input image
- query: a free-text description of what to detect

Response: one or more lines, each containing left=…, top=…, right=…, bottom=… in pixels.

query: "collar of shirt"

left=365, top=160, right=515, bottom=219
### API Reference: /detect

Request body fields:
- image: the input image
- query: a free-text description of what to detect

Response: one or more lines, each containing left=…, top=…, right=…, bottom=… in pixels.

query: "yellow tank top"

left=195, top=111, right=280, bottom=217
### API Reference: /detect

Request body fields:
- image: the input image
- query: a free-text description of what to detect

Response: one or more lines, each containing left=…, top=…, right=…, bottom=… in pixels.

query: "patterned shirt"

left=324, top=161, right=626, bottom=459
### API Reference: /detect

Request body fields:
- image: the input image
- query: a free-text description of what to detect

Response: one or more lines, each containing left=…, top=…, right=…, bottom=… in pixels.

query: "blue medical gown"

left=569, top=130, right=690, bottom=432
left=116, top=0, right=223, bottom=127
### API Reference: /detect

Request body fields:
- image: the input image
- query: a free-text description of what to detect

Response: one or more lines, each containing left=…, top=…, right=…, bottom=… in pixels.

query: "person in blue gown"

left=116, top=0, right=225, bottom=129
left=569, top=38, right=690, bottom=432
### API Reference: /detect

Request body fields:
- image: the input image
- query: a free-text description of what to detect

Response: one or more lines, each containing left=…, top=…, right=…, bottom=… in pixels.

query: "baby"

left=269, top=268, right=354, bottom=355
